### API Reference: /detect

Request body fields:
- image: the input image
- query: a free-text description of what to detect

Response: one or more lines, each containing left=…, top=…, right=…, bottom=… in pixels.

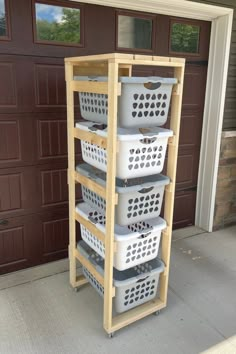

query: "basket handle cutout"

left=88, top=216, right=98, bottom=224
left=88, top=123, right=107, bottom=132
left=139, top=137, right=157, bottom=144
left=138, top=231, right=152, bottom=239
left=88, top=76, right=98, bottom=81
left=138, top=187, right=154, bottom=194
left=136, top=276, right=149, bottom=283
left=144, top=82, right=162, bottom=90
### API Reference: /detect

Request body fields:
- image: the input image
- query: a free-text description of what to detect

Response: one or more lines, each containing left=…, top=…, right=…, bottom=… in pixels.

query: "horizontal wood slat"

left=74, top=128, right=108, bottom=149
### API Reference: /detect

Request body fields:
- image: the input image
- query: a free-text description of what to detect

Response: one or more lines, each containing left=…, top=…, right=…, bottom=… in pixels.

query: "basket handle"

left=88, top=123, right=107, bottom=132
left=138, top=231, right=152, bottom=239
left=144, top=82, right=162, bottom=90
left=88, top=76, right=98, bottom=81
left=136, top=275, right=149, bottom=283
left=138, top=187, right=154, bottom=194
left=88, top=216, right=98, bottom=224
left=139, top=137, right=157, bottom=144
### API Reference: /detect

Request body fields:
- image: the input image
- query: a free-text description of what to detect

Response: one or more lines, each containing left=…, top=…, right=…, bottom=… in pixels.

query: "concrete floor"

left=0, top=225, right=236, bottom=354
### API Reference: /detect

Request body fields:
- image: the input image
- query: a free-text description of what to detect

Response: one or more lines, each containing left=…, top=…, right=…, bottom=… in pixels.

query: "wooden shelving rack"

left=65, top=53, right=185, bottom=336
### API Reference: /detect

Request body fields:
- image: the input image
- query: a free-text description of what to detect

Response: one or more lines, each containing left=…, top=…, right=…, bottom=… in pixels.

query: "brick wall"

left=214, top=132, right=236, bottom=229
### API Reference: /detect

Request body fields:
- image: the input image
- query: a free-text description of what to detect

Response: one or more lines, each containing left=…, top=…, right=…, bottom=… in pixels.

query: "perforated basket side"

left=81, top=141, right=107, bottom=172
left=117, top=185, right=165, bottom=225
left=117, top=136, right=169, bottom=178
left=115, top=272, right=160, bottom=313
left=115, top=229, right=162, bottom=270
left=80, top=224, right=105, bottom=258
left=82, top=267, right=104, bottom=297
left=79, top=92, right=108, bottom=123
left=119, top=82, right=174, bottom=128
left=81, top=186, right=106, bottom=214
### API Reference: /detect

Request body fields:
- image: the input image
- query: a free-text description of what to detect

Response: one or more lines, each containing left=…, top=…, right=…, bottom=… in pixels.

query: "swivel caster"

left=108, top=332, right=115, bottom=338
left=154, top=310, right=160, bottom=316
left=74, top=287, right=79, bottom=292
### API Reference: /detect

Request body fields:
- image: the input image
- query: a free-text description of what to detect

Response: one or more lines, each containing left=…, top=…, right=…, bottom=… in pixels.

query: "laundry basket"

left=78, top=240, right=165, bottom=313
left=76, top=121, right=173, bottom=179
left=76, top=163, right=169, bottom=225
left=75, top=76, right=177, bottom=128
left=76, top=202, right=166, bottom=270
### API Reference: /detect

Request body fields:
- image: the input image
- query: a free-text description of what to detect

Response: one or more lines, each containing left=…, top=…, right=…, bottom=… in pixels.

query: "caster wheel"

left=74, top=287, right=79, bottom=292
left=108, top=332, right=114, bottom=338
left=154, top=310, right=160, bottom=316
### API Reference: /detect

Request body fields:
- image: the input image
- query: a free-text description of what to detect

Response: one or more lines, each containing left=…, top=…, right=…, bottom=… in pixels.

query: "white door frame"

left=73, top=0, right=234, bottom=232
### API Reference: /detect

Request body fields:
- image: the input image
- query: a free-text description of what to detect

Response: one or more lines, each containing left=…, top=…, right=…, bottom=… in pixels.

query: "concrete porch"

left=0, top=225, right=236, bottom=354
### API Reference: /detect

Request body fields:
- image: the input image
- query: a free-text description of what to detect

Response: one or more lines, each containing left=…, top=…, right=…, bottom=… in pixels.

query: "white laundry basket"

left=76, top=202, right=166, bottom=270
left=76, top=121, right=173, bottom=179
left=78, top=240, right=165, bottom=313
left=76, top=163, right=169, bottom=225
left=75, top=76, right=177, bottom=128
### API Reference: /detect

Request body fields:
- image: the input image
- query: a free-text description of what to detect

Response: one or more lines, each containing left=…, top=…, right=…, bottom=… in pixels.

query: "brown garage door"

left=0, top=0, right=210, bottom=274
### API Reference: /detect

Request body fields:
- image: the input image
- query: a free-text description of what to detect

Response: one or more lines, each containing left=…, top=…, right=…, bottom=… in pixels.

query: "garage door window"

left=0, top=0, right=10, bottom=40
left=117, top=12, right=154, bottom=51
left=170, top=21, right=200, bottom=54
left=33, top=1, right=83, bottom=46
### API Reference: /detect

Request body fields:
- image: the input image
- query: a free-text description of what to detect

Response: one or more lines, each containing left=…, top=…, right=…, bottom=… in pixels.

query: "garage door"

left=0, top=0, right=210, bottom=274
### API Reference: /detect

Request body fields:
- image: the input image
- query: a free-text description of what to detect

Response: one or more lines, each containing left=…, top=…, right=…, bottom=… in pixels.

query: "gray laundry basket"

left=78, top=240, right=165, bottom=313
left=76, top=121, right=173, bottom=179
left=75, top=76, right=177, bottom=128
left=76, top=163, right=169, bottom=225
left=76, top=202, right=166, bottom=270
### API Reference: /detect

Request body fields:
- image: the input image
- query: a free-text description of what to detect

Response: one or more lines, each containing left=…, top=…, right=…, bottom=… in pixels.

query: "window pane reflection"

left=171, top=23, right=200, bottom=53
left=35, top=3, right=81, bottom=44
left=0, top=0, right=7, bottom=37
left=118, top=15, right=152, bottom=50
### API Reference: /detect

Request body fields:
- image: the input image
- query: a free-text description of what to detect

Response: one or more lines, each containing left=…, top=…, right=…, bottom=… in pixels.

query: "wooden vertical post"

left=65, top=62, right=77, bottom=287
left=103, top=59, right=119, bottom=333
left=160, top=65, right=185, bottom=303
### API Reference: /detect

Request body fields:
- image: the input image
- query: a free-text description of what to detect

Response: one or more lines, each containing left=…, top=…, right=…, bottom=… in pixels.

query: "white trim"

left=73, top=0, right=232, bottom=20
left=196, top=14, right=233, bottom=232
left=73, top=0, right=234, bottom=232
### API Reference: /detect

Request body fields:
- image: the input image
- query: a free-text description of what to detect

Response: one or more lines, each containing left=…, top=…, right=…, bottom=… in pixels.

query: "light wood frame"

left=65, top=52, right=185, bottom=335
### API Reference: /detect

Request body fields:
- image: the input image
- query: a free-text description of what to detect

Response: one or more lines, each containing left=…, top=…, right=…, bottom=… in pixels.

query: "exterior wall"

left=214, top=132, right=236, bottom=229
left=192, top=0, right=236, bottom=130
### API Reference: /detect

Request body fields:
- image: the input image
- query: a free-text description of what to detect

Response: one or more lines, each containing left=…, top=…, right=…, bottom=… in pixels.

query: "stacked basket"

left=75, top=75, right=176, bottom=313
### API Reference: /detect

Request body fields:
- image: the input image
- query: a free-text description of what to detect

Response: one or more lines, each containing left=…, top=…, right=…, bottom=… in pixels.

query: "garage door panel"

left=182, top=65, right=207, bottom=110
left=42, top=216, right=69, bottom=260
left=0, top=164, right=81, bottom=219
left=38, top=163, right=81, bottom=210
left=175, top=152, right=199, bottom=189
left=0, top=114, right=35, bottom=169
left=0, top=167, right=38, bottom=218
left=35, top=63, right=67, bottom=108
left=32, top=58, right=79, bottom=113
left=0, top=215, right=38, bottom=275
left=41, top=167, right=68, bottom=207
left=179, top=112, right=203, bottom=147
left=0, top=56, right=79, bottom=114
left=173, top=191, right=196, bottom=229
left=0, top=62, right=17, bottom=108
left=37, top=119, right=68, bottom=160
left=0, top=56, right=35, bottom=114
left=39, top=209, right=81, bottom=263
left=35, top=115, right=81, bottom=164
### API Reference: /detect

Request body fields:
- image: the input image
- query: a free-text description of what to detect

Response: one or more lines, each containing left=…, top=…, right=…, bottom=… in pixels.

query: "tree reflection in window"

left=171, top=23, right=200, bottom=54
left=35, top=3, right=80, bottom=44
left=0, top=0, right=6, bottom=37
